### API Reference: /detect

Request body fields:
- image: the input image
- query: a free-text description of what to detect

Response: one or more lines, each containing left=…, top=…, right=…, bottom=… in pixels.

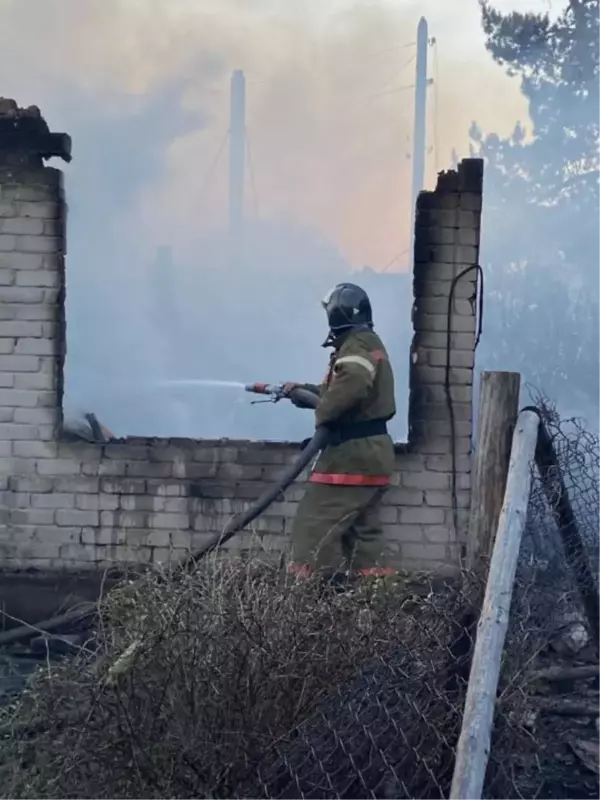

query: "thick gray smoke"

left=468, top=0, right=599, bottom=430
left=2, top=0, right=592, bottom=442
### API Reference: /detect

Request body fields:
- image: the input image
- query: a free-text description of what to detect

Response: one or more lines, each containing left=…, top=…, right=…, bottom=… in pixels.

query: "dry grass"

left=0, top=553, right=596, bottom=799
left=0, top=559, right=467, bottom=798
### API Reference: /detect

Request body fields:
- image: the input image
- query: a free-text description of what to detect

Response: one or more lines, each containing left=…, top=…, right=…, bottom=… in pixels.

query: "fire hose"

left=187, top=383, right=324, bottom=563
left=0, top=384, right=324, bottom=646
left=102, top=385, right=325, bottom=684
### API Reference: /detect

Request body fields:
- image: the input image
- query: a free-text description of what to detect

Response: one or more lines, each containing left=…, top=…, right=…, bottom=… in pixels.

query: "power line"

left=369, top=83, right=415, bottom=99
left=203, top=47, right=418, bottom=129
left=362, top=54, right=416, bottom=97
left=382, top=248, right=410, bottom=272
left=200, top=47, right=416, bottom=100
left=399, top=53, right=417, bottom=74
left=377, top=53, right=416, bottom=82
left=366, top=41, right=416, bottom=58
left=354, top=53, right=416, bottom=98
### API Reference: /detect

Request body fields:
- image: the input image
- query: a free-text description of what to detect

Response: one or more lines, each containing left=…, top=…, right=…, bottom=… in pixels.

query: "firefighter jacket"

left=304, top=328, right=396, bottom=485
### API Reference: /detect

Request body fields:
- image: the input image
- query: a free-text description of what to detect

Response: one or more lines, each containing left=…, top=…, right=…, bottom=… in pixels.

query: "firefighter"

left=283, top=282, right=396, bottom=586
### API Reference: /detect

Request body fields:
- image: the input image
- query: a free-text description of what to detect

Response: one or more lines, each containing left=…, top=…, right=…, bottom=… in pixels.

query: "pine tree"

left=472, top=0, right=599, bottom=417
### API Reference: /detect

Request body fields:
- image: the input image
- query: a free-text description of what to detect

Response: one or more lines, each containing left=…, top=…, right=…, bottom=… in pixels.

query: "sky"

left=1, top=0, right=554, bottom=271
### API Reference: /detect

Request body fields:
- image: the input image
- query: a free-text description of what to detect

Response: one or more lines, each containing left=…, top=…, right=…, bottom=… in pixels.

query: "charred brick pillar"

left=403, top=158, right=483, bottom=561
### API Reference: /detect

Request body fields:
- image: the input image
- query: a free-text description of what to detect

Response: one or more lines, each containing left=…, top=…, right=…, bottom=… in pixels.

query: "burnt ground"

left=0, top=631, right=600, bottom=800
left=0, top=581, right=597, bottom=800
left=241, top=644, right=599, bottom=800
left=489, top=649, right=599, bottom=800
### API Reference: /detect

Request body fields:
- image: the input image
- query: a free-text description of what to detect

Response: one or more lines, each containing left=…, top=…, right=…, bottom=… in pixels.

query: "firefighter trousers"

left=289, top=482, right=391, bottom=576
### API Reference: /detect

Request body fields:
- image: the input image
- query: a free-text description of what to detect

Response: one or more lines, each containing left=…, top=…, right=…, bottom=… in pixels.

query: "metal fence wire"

left=245, top=403, right=600, bottom=800
left=0, top=404, right=598, bottom=800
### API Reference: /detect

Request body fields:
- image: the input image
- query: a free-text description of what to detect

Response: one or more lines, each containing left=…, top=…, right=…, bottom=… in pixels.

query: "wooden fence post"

left=450, top=409, right=541, bottom=800
left=467, top=371, right=521, bottom=572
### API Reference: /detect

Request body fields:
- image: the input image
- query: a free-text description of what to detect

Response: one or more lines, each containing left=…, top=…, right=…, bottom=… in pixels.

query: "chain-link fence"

left=0, top=405, right=597, bottom=799
left=484, top=401, right=599, bottom=799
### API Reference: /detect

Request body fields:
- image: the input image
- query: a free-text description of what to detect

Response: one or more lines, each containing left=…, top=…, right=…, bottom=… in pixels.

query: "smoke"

left=0, top=0, right=533, bottom=259
left=0, top=0, right=553, bottom=440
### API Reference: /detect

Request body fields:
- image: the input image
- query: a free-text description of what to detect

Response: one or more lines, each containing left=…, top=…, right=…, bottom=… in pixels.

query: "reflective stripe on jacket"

left=309, top=472, right=391, bottom=486
left=311, top=328, right=396, bottom=481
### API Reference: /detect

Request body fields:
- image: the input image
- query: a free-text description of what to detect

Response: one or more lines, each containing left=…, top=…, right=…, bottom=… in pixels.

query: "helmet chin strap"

left=322, top=322, right=373, bottom=348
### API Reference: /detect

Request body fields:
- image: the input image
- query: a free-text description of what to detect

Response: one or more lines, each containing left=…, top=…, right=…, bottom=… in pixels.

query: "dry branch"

left=529, top=665, right=599, bottom=684
left=536, top=699, right=600, bottom=717
left=0, top=603, right=96, bottom=646
left=0, top=551, right=597, bottom=800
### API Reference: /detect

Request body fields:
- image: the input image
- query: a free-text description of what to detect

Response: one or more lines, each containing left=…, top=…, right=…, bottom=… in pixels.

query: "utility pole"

left=409, top=17, right=429, bottom=268
left=228, top=70, right=246, bottom=241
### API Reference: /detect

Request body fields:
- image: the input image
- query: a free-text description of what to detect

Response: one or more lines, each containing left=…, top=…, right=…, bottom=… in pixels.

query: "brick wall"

left=0, top=115, right=484, bottom=573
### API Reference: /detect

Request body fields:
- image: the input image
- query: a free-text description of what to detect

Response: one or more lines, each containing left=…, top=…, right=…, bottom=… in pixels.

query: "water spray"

left=159, top=379, right=246, bottom=390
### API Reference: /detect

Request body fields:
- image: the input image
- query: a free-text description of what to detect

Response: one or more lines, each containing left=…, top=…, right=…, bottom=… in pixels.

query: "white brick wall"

left=0, top=158, right=483, bottom=573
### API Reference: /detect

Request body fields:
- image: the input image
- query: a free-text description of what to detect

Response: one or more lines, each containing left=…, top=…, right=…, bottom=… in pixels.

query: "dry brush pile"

left=0, top=399, right=597, bottom=800
left=0, top=552, right=595, bottom=799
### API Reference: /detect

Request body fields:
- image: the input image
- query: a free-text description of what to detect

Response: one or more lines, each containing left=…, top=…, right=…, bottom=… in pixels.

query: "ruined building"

left=0, top=101, right=483, bottom=575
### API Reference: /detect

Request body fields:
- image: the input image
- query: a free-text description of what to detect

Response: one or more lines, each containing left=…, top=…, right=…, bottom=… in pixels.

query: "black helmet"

left=321, top=283, right=373, bottom=338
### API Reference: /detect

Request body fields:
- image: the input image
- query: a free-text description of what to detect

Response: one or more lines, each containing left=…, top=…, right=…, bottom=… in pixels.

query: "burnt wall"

left=0, top=102, right=483, bottom=573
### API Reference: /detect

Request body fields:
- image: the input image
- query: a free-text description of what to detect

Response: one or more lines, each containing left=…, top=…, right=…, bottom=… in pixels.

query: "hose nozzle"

left=244, top=383, right=285, bottom=402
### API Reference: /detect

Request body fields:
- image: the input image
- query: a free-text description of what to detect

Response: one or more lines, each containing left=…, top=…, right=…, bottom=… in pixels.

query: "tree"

left=471, top=0, right=599, bottom=420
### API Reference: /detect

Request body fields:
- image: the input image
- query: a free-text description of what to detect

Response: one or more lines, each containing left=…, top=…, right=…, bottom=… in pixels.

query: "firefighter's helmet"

left=321, top=282, right=373, bottom=337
